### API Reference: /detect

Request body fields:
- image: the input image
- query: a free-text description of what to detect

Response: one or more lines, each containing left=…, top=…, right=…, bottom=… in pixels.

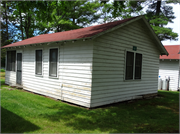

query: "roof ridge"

left=40, top=16, right=139, bottom=35
left=2, top=15, right=141, bottom=48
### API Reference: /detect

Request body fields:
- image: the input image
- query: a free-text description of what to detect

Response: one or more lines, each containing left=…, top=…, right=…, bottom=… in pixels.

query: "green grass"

left=1, top=72, right=179, bottom=133
left=1, top=72, right=5, bottom=85
left=1, top=69, right=5, bottom=72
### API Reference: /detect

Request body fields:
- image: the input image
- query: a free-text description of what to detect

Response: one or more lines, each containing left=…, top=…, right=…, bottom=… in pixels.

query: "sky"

left=161, top=3, right=180, bottom=46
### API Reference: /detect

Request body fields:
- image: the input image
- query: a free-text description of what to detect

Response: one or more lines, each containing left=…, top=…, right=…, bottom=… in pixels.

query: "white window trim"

left=35, top=48, right=43, bottom=77
left=6, top=50, right=17, bottom=72
left=48, top=47, right=59, bottom=79
left=124, top=49, right=143, bottom=81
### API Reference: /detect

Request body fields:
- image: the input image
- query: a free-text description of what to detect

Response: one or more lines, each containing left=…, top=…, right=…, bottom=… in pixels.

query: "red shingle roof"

left=160, top=45, right=180, bottom=59
left=2, top=17, right=138, bottom=48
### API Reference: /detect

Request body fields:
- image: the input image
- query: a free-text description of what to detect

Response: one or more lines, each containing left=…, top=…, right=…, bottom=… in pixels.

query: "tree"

left=145, top=0, right=178, bottom=41
left=12, top=1, right=39, bottom=40
left=101, top=0, right=178, bottom=41
left=1, top=0, right=102, bottom=66
left=98, top=2, right=115, bottom=23
left=1, top=1, right=15, bottom=67
left=36, top=0, right=102, bottom=33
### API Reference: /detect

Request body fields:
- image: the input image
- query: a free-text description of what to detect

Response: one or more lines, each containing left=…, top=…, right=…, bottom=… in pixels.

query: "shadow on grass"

left=1, top=107, right=40, bottom=133
left=39, top=91, right=179, bottom=133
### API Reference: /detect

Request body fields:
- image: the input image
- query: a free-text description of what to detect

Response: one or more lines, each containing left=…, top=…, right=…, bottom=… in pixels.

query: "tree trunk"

left=4, top=2, right=9, bottom=40
left=24, top=16, right=28, bottom=39
left=26, top=13, right=31, bottom=38
left=73, top=5, right=75, bottom=25
left=57, top=25, right=60, bottom=32
left=156, top=0, right=161, bottom=16
left=19, top=8, right=24, bottom=40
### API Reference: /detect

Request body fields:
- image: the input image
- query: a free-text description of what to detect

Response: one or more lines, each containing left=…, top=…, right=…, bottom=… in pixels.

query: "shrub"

left=1, top=69, right=5, bottom=72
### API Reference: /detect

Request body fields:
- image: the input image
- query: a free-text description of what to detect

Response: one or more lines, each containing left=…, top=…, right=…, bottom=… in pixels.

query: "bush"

left=1, top=69, right=5, bottom=72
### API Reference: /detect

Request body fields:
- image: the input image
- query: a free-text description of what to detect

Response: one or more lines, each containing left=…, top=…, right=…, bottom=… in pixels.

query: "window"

left=125, top=52, right=134, bottom=80
left=35, top=50, right=42, bottom=75
left=49, top=48, right=58, bottom=77
left=6, top=51, right=16, bottom=71
left=125, top=51, right=142, bottom=80
left=135, top=53, right=142, bottom=79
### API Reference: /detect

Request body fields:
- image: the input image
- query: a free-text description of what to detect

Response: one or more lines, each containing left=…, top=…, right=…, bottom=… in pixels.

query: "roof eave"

left=160, top=58, right=179, bottom=60
left=2, top=36, right=92, bottom=49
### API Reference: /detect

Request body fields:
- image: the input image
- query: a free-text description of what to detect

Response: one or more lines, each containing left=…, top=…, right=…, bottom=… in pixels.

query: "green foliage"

left=1, top=2, right=14, bottom=67
left=101, top=1, right=144, bottom=19
left=166, top=0, right=180, bottom=4
left=1, top=1, right=102, bottom=66
left=98, top=3, right=115, bottom=23
left=1, top=73, right=179, bottom=133
left=0, top=0, right=178, bottom=47
left=0, top=72, right=5, bottom=85
left=145, top=0, right=178, bottom=41
left=36, top=1, right=102, bottom=33
left=1, top=69, right=5, bottom=72
left=101, top=0, right=178, bottom=41
left=12, top=1, right=39, bottom=39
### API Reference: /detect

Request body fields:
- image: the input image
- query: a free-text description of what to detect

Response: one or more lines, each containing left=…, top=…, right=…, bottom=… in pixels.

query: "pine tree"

left=145, top=0, right=178, bottom=41
left=101, top=0, right=178, bottom=41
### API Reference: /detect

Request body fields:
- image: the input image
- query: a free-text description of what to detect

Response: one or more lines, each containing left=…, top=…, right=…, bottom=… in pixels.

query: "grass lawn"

left=0, top=72, right=5, bottom=84
left=1, top=72, right=179, bottom=133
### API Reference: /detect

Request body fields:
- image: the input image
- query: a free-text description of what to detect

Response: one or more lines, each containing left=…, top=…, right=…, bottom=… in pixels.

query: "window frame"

left=48, top=47, right=59, bottom=78
left=6, top=50, right=16, bottom=72
left=134, top=53, right=142, bottom=79
left=35, top=49, right=43, bottom=76
left=124, top=50, right=143, bottom=81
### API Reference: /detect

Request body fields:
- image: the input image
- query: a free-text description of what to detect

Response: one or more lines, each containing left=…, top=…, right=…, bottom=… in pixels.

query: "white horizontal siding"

left=20, top=40, right=93, bottom=107
left=91, top=20, right=160, bottom=107
left=5, top=71, right=16, bottom=86
left=159, top=60, right=179, bottom=91
left=3, top=41, right=92, bottom=106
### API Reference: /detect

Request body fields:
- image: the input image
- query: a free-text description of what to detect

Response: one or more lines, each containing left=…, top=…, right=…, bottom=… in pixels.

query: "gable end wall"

left=91, top=20, right=160, bottom=107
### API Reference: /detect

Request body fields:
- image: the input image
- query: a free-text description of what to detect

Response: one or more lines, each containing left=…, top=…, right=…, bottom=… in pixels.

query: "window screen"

left=6, top=51, right=16, bottom=71
left=7, top=51, right=11, bottom=71
left=125, top=51, right=134, bottom=80
left=49, top=48, right=58, bottom=77
left=35, top=50, right=42, bottom=75
left=135, top=53, right=142, bottom=79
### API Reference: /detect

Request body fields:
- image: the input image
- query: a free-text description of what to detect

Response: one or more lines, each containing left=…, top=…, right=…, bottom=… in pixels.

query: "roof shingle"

left=160, top=45, right=180, bottom=59
left=2, top=17, right=138, bottom=48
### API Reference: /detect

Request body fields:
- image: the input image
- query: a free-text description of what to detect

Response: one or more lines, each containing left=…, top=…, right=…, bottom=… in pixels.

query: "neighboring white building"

left=2, top=16, right=168, bottom=108
left=159, top=45, right=180, bottom=91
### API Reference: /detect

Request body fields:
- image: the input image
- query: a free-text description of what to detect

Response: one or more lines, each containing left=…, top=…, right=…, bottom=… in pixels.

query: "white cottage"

left=159, top=45, right=180, bottom=91
left=2, top=16, right=168, bottom=108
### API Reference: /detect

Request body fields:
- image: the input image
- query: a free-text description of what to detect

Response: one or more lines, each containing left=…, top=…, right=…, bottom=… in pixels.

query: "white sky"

left=161, top=3, right=180, bottom=46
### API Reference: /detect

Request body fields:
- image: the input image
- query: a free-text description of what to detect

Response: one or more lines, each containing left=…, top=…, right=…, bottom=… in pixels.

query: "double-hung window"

left=125, top=51, right=142, bottom=80
left=35, top=50, right=42, bottom=75
left=6, top=51, right=16, bottom=71
left=49, top=48, right=58, bottom=77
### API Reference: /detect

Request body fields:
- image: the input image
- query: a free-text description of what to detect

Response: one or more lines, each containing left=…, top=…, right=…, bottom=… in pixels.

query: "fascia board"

left=2, top=37, right=92, bottom=49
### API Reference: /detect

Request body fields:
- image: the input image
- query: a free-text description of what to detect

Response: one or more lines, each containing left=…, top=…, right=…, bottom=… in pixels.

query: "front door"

left=17, top=53, right=22, bottom=85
